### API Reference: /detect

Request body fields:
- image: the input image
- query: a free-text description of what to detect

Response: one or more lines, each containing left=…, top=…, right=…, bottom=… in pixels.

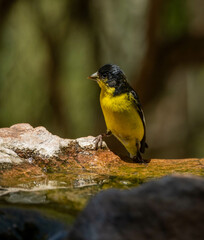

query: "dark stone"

left=0, top=207, right=69, bottom=240
left=68, top=175, right=204, bottom=240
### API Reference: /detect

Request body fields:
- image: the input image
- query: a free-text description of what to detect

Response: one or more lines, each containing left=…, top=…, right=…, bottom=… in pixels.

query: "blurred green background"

left=0, top=0, right=204, bottom=159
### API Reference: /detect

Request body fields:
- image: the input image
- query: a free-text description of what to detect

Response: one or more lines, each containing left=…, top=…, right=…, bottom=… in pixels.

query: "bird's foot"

left=94, top=131, right=112, bottom=150
left=132, top=156, right=145, bottom=163
left=94, top=134, right=103, bottom=150
left=132, top=151, right=146, bottom=164
left=132, top=141, right=145, bottom=163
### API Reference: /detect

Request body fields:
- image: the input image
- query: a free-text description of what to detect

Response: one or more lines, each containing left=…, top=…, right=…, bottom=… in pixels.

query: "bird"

left=89, top=64, right=148, bottom=162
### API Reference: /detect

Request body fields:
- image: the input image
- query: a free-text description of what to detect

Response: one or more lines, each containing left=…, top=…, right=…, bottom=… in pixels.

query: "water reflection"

left=0, top=171, right=143, bottom=222
left=0, top=179, right=68, bottom=197
left=74, top=174, right=101, bottom=188
left=5, top=191, right=48, bottom=204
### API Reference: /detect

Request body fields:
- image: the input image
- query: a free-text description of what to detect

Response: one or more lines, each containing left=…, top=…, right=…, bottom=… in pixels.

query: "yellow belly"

left=100, top=91, right=144, bottom=156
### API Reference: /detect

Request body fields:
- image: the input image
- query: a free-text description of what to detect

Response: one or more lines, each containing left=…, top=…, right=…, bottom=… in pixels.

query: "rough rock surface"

left=68, top=175, right=204, bottom=240
left=0, top=123, right=204, bottom=189
left=0, top=123, right=107, bottom=163
left=0, top=123, right=123, bottom=190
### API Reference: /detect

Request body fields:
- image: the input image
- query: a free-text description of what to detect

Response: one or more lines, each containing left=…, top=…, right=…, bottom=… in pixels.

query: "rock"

left=0, top=123, right=113, bottom=180
left=0, top=123, right=107, bottom=162
left=0, top=207, right=69, bottom=240
left=0, top=146, right=22, bottom=164
left=0, top=125, right=204, bottom=239
left=0, top=123, right=204, bottom=209
left=0, top=123, right=120, bottom=190
left=68, top=175, right=204, bottom=240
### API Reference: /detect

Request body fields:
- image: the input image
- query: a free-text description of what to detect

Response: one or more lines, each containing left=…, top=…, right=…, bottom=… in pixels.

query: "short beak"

left=88, top=72, right=98, bottom=81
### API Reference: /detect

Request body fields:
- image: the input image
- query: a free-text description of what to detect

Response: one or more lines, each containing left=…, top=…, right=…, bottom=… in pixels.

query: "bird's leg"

left=94, top=130, right=112, bottom=150
left=133, top=140, right=144, bottom=163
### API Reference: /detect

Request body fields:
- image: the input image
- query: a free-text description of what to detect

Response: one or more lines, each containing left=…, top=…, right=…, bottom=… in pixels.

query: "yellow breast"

left=100, top=88, right=144, bottom=142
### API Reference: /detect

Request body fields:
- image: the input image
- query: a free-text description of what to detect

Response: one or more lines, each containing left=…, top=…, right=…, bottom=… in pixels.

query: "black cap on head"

left=98, top=64, right=126, bottom=83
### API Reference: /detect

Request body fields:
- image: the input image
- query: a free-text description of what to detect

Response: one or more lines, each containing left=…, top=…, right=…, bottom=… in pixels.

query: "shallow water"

left=1, top=157, right=203, bottom=226
left=0, top=172, right=144, bottom=224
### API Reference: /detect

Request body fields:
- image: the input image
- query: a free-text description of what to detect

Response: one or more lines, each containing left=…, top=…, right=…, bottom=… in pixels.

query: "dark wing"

left=129, top=88, right=148, bottom=153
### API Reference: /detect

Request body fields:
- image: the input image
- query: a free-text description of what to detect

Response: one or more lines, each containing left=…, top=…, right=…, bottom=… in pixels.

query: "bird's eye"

left=102, top=73, right=107, bottom=79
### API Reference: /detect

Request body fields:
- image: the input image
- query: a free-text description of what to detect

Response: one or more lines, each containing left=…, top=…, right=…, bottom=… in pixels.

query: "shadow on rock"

left=105, top=136, right=150, bottom=164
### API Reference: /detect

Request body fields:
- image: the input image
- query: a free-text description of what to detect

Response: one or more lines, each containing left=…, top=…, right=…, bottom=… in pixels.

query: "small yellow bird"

left=89, top=64, right=148, bottom=162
